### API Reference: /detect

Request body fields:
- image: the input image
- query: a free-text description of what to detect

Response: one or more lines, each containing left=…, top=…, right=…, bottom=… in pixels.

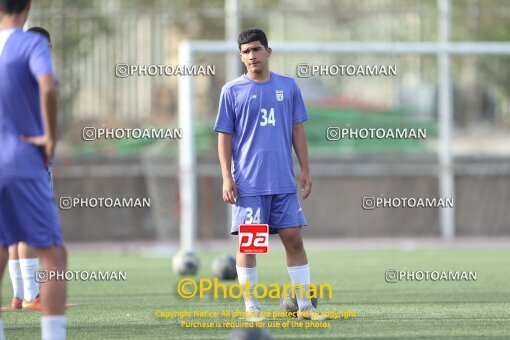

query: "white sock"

left=0, top=319, right=5, bottom=340
left=41, top=315, right=66, bottom=340
left=236, top=266, right=260, bottom=311
left=8, top=260, right=24, bottom=299
left=19, top=258, right=40, bottom=302
left=287, top=264, right=313, bottom=310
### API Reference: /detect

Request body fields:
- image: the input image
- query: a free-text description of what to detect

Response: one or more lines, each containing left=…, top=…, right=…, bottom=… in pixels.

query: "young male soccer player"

left=7, top=26, right=52, bottom=311
left=214, top=28, right=329, bottom=321
left=0, top=1, right=67, bottom=339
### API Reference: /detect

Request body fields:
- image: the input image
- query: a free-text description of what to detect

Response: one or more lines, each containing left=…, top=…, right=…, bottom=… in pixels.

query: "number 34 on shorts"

left=244, top=207, right=261, bottom=224
left=231, top=194, right=307, bottom=236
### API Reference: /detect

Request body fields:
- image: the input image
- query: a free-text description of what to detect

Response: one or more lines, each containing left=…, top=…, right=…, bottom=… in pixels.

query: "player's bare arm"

left=21, top=73, right=58, bottom=166
left=292, top=122, right=312, bottom=199
left=218, top=132, right=237, bottom=204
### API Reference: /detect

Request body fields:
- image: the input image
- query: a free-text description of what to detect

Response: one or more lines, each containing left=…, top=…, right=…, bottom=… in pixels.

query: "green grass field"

left=2, top=247, right=510, bottom=339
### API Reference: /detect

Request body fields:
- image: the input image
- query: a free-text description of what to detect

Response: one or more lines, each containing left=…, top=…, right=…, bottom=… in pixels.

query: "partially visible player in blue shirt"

left=0, top=1, right=67, bottom=339
left=7, top=26, right=53, bottom=313
left=214, top=28, right=330, bottom=321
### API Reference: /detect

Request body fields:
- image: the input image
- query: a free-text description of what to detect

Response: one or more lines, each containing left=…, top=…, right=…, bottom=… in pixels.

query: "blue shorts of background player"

left=231, top=193, right=307, bottom=235
left=0, top=175, right=64, bottom=248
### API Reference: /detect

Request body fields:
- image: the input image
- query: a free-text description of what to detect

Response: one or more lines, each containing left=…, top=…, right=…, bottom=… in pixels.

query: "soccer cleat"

left=22, top=294, right=41, bottom=310
left=245, top=305, right=265, bottom=322
left=11, top=297, right=23, bottom=310
left=297, top=306, right=331, bottom=321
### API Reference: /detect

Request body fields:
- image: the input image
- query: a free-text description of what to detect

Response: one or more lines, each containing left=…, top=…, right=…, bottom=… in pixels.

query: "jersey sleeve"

left=292, top=80, right=309, bottom=124
left=28, top=36, right=54, bottom=80
left=214, top=86, right=236, bottom=133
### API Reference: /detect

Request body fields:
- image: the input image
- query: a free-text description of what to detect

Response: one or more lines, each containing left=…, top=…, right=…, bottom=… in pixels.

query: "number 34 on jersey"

left=260, top=108, right=276, bottom=127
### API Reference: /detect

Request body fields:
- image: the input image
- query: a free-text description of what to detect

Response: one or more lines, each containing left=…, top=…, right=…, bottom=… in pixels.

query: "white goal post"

left=177, top=38, right=510, bottom=252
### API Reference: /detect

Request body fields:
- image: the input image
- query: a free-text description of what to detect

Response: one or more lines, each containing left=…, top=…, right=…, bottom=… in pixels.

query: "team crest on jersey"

left=275, top=90, right=284, bottom=101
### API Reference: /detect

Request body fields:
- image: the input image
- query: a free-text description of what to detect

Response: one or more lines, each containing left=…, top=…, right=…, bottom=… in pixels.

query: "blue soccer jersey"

left=0, top=28, right=55, bottom=179
left=214, top=72, right=309, bottom=197
left=0, top=28, right=63, bottom=248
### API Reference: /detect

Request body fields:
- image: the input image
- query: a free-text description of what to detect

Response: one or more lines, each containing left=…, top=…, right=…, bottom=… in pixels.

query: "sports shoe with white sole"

left=245, top=305, right=265, bottom=322
left=297, top=305, right=331, bottom=321
left=22, top=294, right=41, bottom=310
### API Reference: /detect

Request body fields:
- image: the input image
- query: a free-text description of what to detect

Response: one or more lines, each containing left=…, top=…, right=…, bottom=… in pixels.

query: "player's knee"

left=53, top=246, right=67, bottom=269
left=237, top=252, right=255, bottom=261
left=39, top=245, right=67, bottom=269
left=284, top=237, right=304, bottom=254
left=0, top=247, right=8, bottom=263
left=8, top=244, right=18, bottom=259
left=58, top=246, right=68, bottom=267
left=236, top=252, right=256, bottom=266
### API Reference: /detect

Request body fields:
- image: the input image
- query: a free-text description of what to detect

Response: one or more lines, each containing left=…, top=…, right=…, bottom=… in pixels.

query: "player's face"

left=239, top=41, right=271, bottom=75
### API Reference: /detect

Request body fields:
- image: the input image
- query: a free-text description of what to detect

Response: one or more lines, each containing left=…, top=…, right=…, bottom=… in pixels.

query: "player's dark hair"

left=28, top=27, right=51, bottom=43
left=0, top=0, right=31, bottom=14
left=238, top=28, right=268, bottom=50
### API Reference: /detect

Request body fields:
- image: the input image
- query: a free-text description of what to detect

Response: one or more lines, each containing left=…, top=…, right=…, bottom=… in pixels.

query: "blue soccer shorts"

left=231, top=193, right=307, bottom=235
left=0, top=176, right=64, bottom=248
